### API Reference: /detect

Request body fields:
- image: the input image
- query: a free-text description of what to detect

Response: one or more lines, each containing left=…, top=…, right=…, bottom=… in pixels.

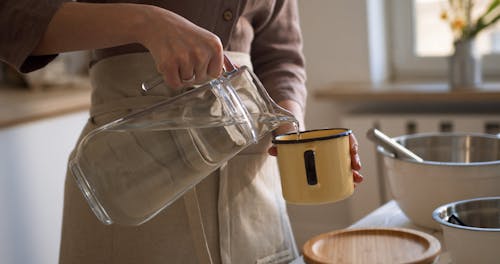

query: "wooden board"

left=303, top=227, right=441, bottom=264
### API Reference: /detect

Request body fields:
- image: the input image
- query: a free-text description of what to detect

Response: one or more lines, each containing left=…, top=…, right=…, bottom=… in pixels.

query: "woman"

left=0, top=1, right=363, bottom=263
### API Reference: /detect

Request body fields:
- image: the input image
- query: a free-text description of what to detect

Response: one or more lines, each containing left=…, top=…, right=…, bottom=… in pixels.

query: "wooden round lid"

left=303, top=228, right=441, bottom=264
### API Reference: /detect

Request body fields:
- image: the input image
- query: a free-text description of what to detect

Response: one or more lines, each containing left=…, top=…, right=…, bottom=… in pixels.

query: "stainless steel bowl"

left=377, top=132, right=500, bottom=229
left=393, top=132, right=500, bottom=164
left=433, top=197, right=500, bottom=264
left=433, top=196, right=500, bottom=230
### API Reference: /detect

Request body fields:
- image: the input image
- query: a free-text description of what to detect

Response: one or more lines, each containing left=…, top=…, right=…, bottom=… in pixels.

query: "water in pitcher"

left=70, top=64, right=301, bottom=225
left=71, top=113, right=298, bottom=225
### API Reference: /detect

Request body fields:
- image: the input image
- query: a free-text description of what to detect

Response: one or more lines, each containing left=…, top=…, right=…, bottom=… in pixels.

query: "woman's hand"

left=140, top=6, right=224, bottom=89
left=33, top=2, right=225, bottom=89
left=349, top=133, right=364, bottom=186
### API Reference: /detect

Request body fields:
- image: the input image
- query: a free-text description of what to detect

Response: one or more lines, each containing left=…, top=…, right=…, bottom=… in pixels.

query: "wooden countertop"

left=0, top=80, right=91, bottom=129
left=314, top=82, right=500, bottom=103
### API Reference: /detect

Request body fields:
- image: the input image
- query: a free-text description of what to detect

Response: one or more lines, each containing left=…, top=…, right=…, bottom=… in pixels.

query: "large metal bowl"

left=433, top=197, right=500, bottom=264
left=377, top=132, right=500, bottom=229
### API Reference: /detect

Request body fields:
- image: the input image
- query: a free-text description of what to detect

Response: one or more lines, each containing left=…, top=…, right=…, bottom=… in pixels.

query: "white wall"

left=287, top=0, right=384, bottom=248
left=0, top=112, right=88, bottom=264
left=298, top=0, right=371, bottom=129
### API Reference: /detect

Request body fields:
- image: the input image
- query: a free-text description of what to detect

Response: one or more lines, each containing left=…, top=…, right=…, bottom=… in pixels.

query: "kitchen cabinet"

left=0, top=82, right=90, bottom=264
left=0, top=111, right=88, bottom=264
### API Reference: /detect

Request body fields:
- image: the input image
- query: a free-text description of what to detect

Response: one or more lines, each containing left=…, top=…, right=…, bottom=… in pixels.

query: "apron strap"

left=183, top=188, right=214, bottom=264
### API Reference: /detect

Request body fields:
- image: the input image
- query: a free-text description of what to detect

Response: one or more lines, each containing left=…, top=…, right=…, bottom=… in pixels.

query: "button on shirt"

left=223, top=9, right=233, bottom=21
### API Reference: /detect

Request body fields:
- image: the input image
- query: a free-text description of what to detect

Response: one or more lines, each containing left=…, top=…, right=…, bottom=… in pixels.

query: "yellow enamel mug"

left=272, top=128, right=354, bottom=204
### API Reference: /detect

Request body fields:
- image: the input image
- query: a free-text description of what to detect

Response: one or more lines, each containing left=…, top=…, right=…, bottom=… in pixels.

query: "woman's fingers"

left=349, top=133, right=363, bottom=186
left=143, top=8, right=224, bottom=89
left=207, top=49, right=224, bottom=78
left=193, top=60, right=208, bottom=84
left=268, top=145, right=278, bottom=156
left=349, top=133, right=362, bottom=171
left=179, top=58, right=195, bottom=85
left=162, top=60, right=182, bottom=89
left=353, top=169, right=363, bottom=184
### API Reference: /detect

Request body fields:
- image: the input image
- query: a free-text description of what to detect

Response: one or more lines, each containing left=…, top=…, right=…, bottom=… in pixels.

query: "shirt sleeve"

left=0, top=0, right=69, bottom=73
left=250, top=0, right=307, bottom=111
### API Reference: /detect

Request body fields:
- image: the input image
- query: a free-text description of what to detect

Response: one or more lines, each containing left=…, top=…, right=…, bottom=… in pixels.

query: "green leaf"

left=484, top=0, right=500, bottom=15
left=470, top=13, right=500, bottom=38
left=485, top=13, right=500, bottom=27
left=477, top=0, right=500, bottom=21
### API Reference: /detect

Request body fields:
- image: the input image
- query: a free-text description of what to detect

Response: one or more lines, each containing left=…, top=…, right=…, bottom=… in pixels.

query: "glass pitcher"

left=69, top=58, right=297, bottom=226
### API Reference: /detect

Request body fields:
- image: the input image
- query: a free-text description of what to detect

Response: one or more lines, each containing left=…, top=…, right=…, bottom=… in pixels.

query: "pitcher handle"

left=223, top=55, right=237, bottom=74
left=141, top=54, right=237, bottom=95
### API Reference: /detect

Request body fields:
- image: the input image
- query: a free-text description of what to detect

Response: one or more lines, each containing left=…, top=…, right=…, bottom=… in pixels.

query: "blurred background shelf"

left=315, top=82, right=500, bottom=103
left=0, top=79, right=91, bottom=128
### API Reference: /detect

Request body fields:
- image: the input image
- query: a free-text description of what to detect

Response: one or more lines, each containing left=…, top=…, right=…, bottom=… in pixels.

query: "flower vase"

left=448, top=39, right=482, bottom=91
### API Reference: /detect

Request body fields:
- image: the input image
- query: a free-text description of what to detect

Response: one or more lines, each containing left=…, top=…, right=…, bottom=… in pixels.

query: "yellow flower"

left=440, top=10, right=448, bottom=20
left=451, top=18, right=465, bottom=31
left=440, top=0, right=500, bottom=41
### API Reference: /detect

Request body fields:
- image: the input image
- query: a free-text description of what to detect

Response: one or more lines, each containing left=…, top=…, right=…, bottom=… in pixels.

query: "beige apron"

left=59, top=52, right=298, bottom=264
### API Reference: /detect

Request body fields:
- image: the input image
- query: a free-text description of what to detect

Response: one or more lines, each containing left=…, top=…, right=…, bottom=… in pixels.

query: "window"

left=389, top=0, right=500, bottom=80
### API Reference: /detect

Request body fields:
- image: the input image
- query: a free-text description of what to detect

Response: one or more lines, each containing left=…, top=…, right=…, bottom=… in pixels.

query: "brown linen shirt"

left=0, top=0, right=307, bottom=109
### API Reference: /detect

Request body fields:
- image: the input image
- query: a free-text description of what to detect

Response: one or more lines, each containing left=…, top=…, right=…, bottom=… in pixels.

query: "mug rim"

left=272, top=128, right=352, bottom=144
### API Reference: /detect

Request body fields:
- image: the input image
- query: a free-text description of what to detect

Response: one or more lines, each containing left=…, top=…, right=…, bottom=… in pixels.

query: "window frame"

left=389, top=0, right=500, bottom=81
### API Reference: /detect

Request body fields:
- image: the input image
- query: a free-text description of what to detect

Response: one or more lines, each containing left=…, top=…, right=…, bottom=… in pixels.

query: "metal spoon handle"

left=366, top=128, right=424, bottom=162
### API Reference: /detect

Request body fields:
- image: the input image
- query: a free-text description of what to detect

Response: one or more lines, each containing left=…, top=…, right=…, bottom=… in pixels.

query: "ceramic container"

left=273, top=128, right=353, bottom=204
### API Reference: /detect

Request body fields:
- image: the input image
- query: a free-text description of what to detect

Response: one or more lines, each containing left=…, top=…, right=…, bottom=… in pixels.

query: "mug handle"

left=304, top=150, right=318, bottom=186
